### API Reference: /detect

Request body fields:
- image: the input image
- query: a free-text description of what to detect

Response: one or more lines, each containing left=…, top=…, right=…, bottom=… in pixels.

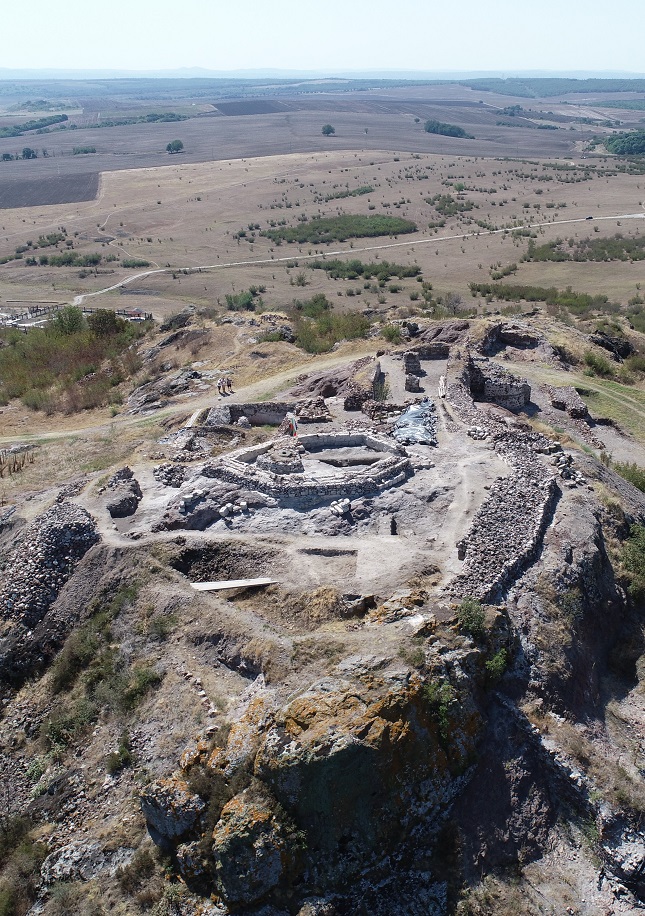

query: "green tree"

left=52, top=305, right=85, bottom=336
left=166, top=139, right=184, bottom=154
left=87, top=309, right=126, bottom=337
left=21, top=147, right=37, bottom=159
left=321, top=124, right=336, bottom=136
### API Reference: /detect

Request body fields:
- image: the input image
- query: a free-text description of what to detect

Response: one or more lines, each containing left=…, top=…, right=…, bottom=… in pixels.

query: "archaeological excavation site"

left=2, top=307, right=645, bottom=916
left=1, top=79, right=645, bottom=911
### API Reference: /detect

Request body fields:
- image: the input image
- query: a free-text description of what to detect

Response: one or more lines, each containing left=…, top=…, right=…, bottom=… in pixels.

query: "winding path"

left=72, top=211, right=645, bottom=306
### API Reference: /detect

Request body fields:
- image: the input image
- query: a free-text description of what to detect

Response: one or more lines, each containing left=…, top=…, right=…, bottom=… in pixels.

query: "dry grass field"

left=0, top=146, right=643, bottom=316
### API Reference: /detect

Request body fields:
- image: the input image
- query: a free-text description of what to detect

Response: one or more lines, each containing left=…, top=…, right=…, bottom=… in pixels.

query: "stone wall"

left=463, top=355, right=531, bottom=411
left=547, top=386, right=589, bottom=419
left=206, top=402, right=293, bottom=427
left=446, top=379, right=559, bottom=603
left=201, top=433, right=410, bottom=507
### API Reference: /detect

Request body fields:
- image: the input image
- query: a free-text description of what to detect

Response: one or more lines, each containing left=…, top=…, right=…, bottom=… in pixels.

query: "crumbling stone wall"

left=547, top=386, right=589, bottom=419
left=463, top=355, right=531, bottom=411
left=201, top=433, right=410, bottom=507
left=446, top=379, right=559, bottom=603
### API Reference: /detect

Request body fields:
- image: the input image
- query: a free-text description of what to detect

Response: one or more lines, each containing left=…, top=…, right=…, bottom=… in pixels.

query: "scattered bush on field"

left=261, top=214, right=417, bottom=245
left=584, top=350, right=615, bottom=378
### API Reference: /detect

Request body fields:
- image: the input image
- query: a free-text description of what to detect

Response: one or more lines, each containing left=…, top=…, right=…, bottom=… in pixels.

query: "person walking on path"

left=226, top=376, right=233, bottom=393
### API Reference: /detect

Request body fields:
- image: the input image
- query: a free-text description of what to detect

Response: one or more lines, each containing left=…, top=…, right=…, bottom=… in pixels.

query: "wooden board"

left=190, top=577, right=276, bottom=592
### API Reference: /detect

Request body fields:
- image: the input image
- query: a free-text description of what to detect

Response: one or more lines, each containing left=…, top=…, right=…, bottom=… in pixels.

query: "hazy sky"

left=3, top=0, right=644, bottom=74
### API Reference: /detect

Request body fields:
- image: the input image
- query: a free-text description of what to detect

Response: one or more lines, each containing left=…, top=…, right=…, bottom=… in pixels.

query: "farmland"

left=2, top=76, right=645, bottom=209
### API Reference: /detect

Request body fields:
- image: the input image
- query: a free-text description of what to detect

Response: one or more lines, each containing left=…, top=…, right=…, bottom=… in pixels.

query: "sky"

left=2, top=0, right=644, bottom=75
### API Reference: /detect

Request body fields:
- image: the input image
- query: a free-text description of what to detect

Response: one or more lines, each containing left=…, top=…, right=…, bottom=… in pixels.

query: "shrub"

left=294, top=311, right=370, bottom=354
left=117, top=848, right=156, bottom=895
left=381, top=324, right=402, bottom=344
left=614, top=462, right=645, bottom=493
left=622, top=524, right=645, bottom=599
left=119, top=665, right=162, bottom=711
left=584, top=350, right=615, bottom=378
left=105, top=731, right=134, bottom=775
left=456, top=598, right=486, bottom=639
left=485, top=649, right=508, bottom=683
left=423, top=681, right=457, bottom=743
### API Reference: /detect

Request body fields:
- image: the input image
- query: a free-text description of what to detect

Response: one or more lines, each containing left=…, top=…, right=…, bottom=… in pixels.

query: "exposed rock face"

left=480, top=321, right=549, bottom=356
left=139, top=776, right=206, bottom=849
left=143, top=658, right=485, bottom=911
left=127, top=368, right=203, bottom=413
left=40, top=841, right=134, bottom=884
left=289, top=357, right=376, bottom=401
left=0, top=502, right=99, bottom=629
left=548, top=385, right=589, bottom=418
left=590, top=330, right=634, bottom=360
left=414, top=319, right=470, bottom=356
left=160, top=308, right=194, bottom=332
left=212, top=792, right=298, bottom=907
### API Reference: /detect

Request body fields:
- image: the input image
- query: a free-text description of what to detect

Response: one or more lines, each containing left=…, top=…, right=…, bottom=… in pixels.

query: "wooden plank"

left=190, top=577, right=276, bottom=592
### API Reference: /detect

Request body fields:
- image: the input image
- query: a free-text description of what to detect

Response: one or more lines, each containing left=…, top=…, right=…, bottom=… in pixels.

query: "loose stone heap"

left=153, top=463, right=187, bottom=488
left=0, top=503, right=99, bottom=628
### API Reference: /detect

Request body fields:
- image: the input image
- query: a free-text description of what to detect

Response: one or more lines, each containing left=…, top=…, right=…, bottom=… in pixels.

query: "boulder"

left=140, top=776, right=206, bottom=848
left=212, top=792, right=297, bottom=907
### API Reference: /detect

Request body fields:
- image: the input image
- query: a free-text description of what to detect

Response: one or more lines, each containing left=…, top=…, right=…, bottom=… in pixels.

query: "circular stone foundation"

left=206, top=432, right=411, bottom=505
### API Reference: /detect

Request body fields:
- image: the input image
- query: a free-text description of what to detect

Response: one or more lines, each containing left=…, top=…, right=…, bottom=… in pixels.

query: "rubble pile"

left=294, top=396, right=332, bottom=424
left=153, top=463, right=188, bottom=488
left=0, top=503, right=99, bottom=628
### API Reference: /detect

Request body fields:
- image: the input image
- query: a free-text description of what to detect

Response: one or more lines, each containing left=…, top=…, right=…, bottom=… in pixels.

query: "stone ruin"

left=403, top=351, right=422, bottom=376
left=404, top=374, right=422, bottom=393
left=462, top=355, right=531, bottom=411
left=200, top=431, right=411, bottom=508
left=104, top=466, right=143, bottom=518
left=547, top=386, right=589, bottom=419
